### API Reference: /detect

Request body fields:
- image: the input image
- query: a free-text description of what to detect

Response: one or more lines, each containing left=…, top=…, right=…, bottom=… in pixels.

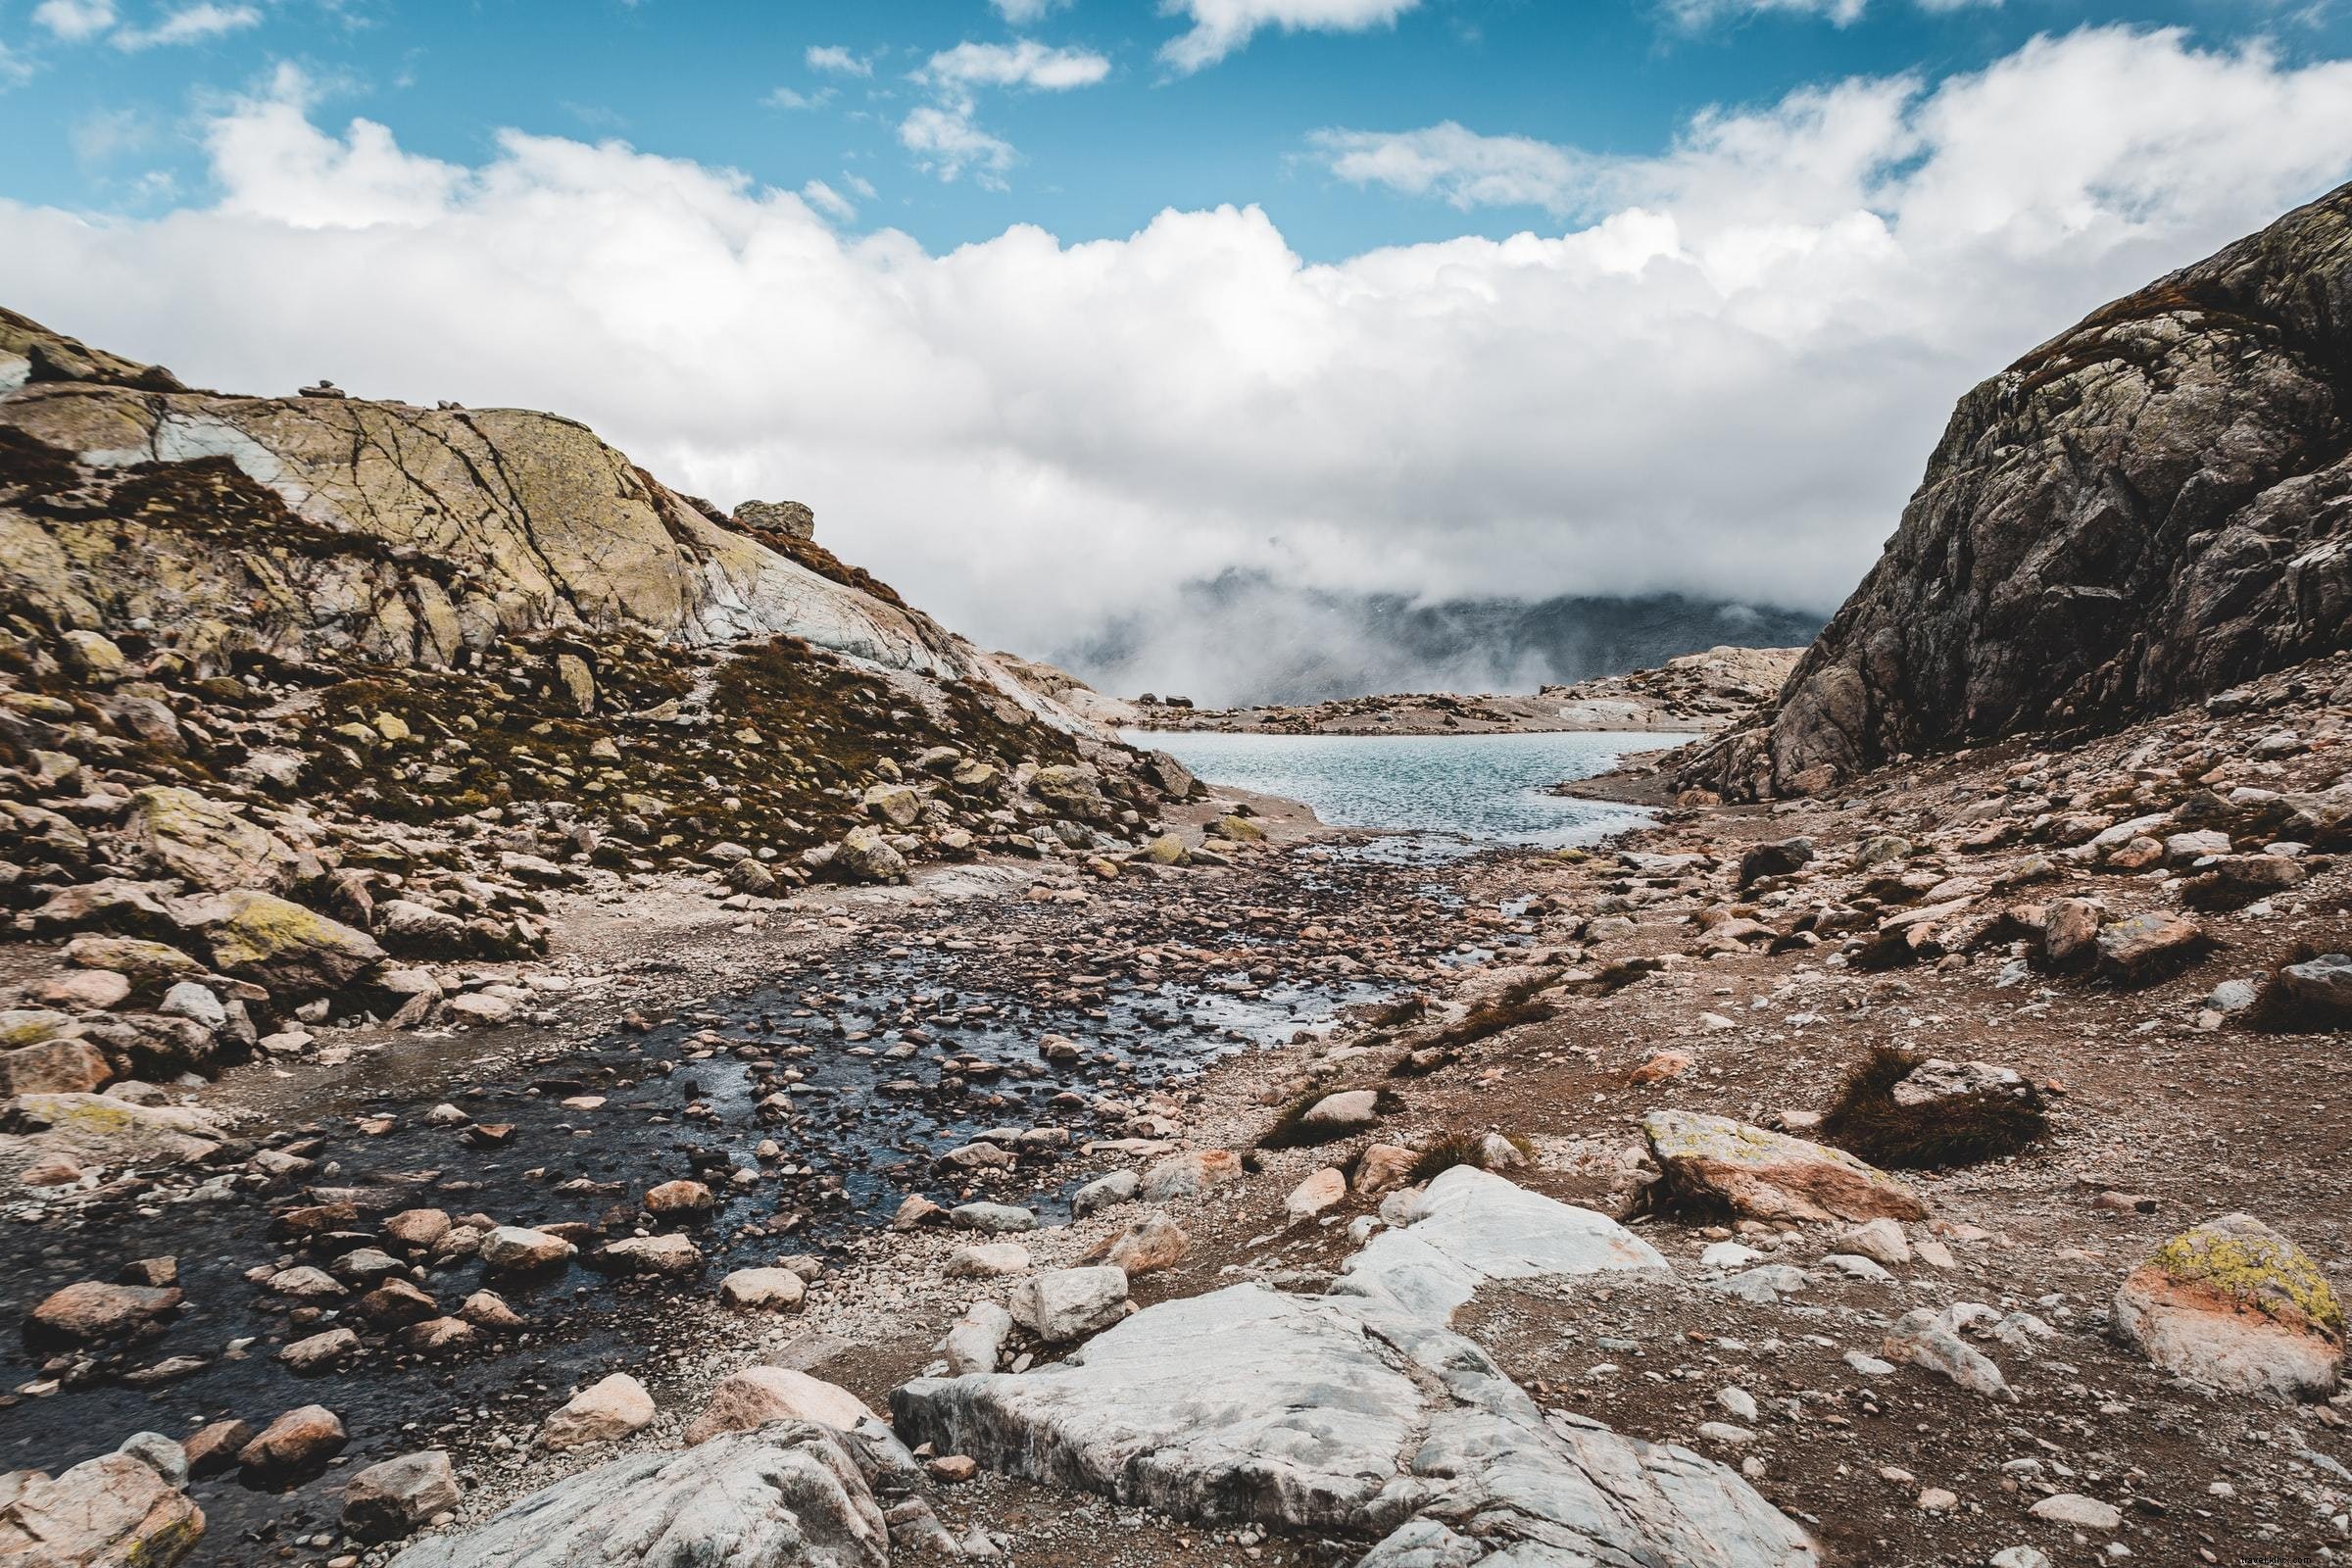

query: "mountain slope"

left=1693, top=183, right=2352, bottom=798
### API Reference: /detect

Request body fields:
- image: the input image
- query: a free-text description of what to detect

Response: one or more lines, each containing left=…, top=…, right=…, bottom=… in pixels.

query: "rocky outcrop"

left=2115, top=1213, right=2342, bottom=1399
left=389, top=1422, right=896, bottom=1568
left=1693, top=184, right=2352, bottom=798
left=894, top=1170, right=1814, bottom=1568
left=0, top=307, right=1199, bottom=1094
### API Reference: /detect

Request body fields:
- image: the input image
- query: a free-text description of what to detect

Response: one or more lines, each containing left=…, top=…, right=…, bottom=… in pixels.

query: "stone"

left=383, top=1207, right=453, bottom=1250
left=2276, top=953, right=2352, bottom=1021
left=943, top=1301, right=1014, bottom=1376
left=1884, top=1306, right=2014, bottom=1400
left=8, top=1093, right=223, bottom=1166
left=157, top=981, right=225, bottom=1030
left=1839, top=1218, right=1912, bottom=1265
left=25, top=1280, right=180, bottom=1346
left=1140, top=1148, right=1243, bottom=1201
left=834, top=826, right=907, bottom=883
left=895, top=1282, right=1815, bottom=1568
left=2114, top=1212, right=2342, bottom=1398
left=719, top=1266, right=808, bottom=1311
left=1739, top=838, right=1815, bottom=887
left=1339, top=1165, right=1669, bottom=1323
left=237, top=1405, right=347, bottom=1484
left=32, top=969, right=130, bottom=1010
left=280, top=1328, right=362, bottom=1373
left=594, top=1234, right=703, bottom=1276
left=343, top=1450, right=461, bottom=1542
left=2094, top=911, right=2208, bottom=981
left=1010, top=1266, right=1131, bottom=1345
left=114, top=1433, right=187, bottom=1488
left=1352, top=1143, right=1417, bottom=1197
left=1641, top=1109, right=1927, bottom=1224
left=124, top=785, right=303, bottom=893
left=949, top=1201, right=1036, bottom=1235
left=478, top=1226, right=576, bottom=1272
left=180, top=1422, right=252, bottom=1480
left=1286, top=1167, right=1348, bottom=1217
left=643, top=1178, right=715, bottom=1217
left=1071, top=1169, right=1139, bottom=1216
left=683, top=1366, right=875, bottom=1444
left=183, top=890, right=386, bottom=995
left=0, top=1038, right=112, bottom=1096
left=386, top=1423, right=889, bottom=1568
left=1295, top=1089, right=1379, bottom=1135
left=944, top=1244, right=1031, bottom=1280
left=2028, top=1494, right=2122, bottom=1531
left=1890, top=1058, right=2028, bottom=1109
left=540, top=1374, right=655, bottom=1450
left=0, top=1450, right=204, bottom=1568
left=1088, top=1214, right=1191, bottom=1278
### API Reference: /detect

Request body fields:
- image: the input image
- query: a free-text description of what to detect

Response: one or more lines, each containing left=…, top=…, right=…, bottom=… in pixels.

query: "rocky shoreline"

left=1122, top=647, right=1802, bottom=737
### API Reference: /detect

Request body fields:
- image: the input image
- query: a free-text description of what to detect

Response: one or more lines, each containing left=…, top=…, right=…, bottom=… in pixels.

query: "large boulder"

left=895, top=1285, right=1813, bottom=1567
left=540, top=1374, right=655, bottom=1451
left=387, top=1423, right=891, bottom=1568
left=0, top=1450, right=204, bottom=1567
left=1640, top=1110, right=1927, bottom=1224
left=896, top=1171, right=1813, bottom=1567
left=681, top=1366, right=875, bottom=1445
left=123, top=786, right=303, bottom=893
left=1689, top=184, right=2352, bottom=798
left=178, top=890, right=385, bottom=995
left=2115, top=1213, right=2343, bottom=1399
left=342, top=1450, right=462, bottom=1543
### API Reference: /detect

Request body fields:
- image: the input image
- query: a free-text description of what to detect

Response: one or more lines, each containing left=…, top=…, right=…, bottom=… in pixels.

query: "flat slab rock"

left=894, top=1169, right=1812, bottom=1567
left=389, top=1422, right=892, bottom=1568
left=1337, top=1164, right=1670, bottom=1321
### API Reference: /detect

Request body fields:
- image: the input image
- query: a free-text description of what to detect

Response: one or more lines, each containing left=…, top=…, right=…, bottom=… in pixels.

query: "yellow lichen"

left=2152, top=1222, right=2344, bottom=1338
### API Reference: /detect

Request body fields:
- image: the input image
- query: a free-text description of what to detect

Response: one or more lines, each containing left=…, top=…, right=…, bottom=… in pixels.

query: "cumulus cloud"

left=1663, top=0, right=1998, bottom=26
left=1160, top=0, right=1422, bottom=74
left=111, top=1, right=261, bottom=50
left=1311, top=122, right=1591, bottom=214
left=2, top=27, right=2350, bottom=693
left=990, top=0, right=1073, bottom=22
left=901, top=38, right=1112, bottom=185
left=32, top=0, right=117, bottom=42
left=805, top=44, right=871, bottom=75
left=918, top=39, right=1111, bottom=91
left=800, top=177, right=857, bottom=221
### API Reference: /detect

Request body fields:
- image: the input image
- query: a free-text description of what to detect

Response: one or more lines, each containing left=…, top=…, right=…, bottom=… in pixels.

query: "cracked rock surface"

left=893, top=1168, right=1815, bottom=1568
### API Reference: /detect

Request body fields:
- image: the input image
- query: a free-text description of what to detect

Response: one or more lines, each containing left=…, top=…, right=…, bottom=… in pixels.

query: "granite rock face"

left=388, top=1422, right=892, bottom=1568
left=894, top=1171, right=1814, bottom=1568
left=1692, top=184, right=2352, bottom=798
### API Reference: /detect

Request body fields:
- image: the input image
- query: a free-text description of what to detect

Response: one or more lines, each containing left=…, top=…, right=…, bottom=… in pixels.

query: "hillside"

left=1690, top=183, right=2352, bottom=799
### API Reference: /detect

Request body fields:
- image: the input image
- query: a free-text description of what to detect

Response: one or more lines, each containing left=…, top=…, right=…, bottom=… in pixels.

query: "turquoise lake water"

left=1127, top=728, right=1688, bottom=859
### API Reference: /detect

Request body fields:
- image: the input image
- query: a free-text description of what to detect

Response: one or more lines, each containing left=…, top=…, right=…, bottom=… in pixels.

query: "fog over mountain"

left=1059, top=572, right=1823, bottom=708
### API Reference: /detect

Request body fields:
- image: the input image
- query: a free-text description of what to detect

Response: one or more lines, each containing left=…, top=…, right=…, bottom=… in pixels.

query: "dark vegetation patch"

left=1406, top=1130, right=1535, bottom=1185
left=1817, top=1044, right=2049, bottom=1169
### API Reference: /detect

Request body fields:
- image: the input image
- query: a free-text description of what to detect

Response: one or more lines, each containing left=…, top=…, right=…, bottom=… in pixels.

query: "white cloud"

left=805, top=44, right=871, bottom=76
left=800, top=177, right=856, bottom=221
left=112, top=2, right=261, bottom=50
left=991, top=0, right=1073, bottom=22
left=898, top=102, right=1017, bottom=184
left=899, top=39, right=1111, bottom=185
left=919, top=39, right=1111, bottom=91
left=1664, top=0, right=1999, bottom=28
left=3, top=27, right=2350, bottom=698
left=1311, top=122, right=1592, bottom=214
left=1159, top=0, right=1420, bottom=74
left=32, top=0, right=117, bottom=42
left=764, top=85, right=832, bottom=111
left=0, top=42, right=30, bottom=88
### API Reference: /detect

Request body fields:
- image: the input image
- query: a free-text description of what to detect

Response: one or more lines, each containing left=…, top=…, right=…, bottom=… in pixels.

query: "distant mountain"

left=1059, top=571, right=1824, bottom=709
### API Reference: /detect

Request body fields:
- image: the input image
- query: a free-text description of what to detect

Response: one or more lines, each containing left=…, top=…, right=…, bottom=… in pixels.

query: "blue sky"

left=5, top=0, right=2346, bottom=259
left=5, top=2, right=2352, bottom=698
